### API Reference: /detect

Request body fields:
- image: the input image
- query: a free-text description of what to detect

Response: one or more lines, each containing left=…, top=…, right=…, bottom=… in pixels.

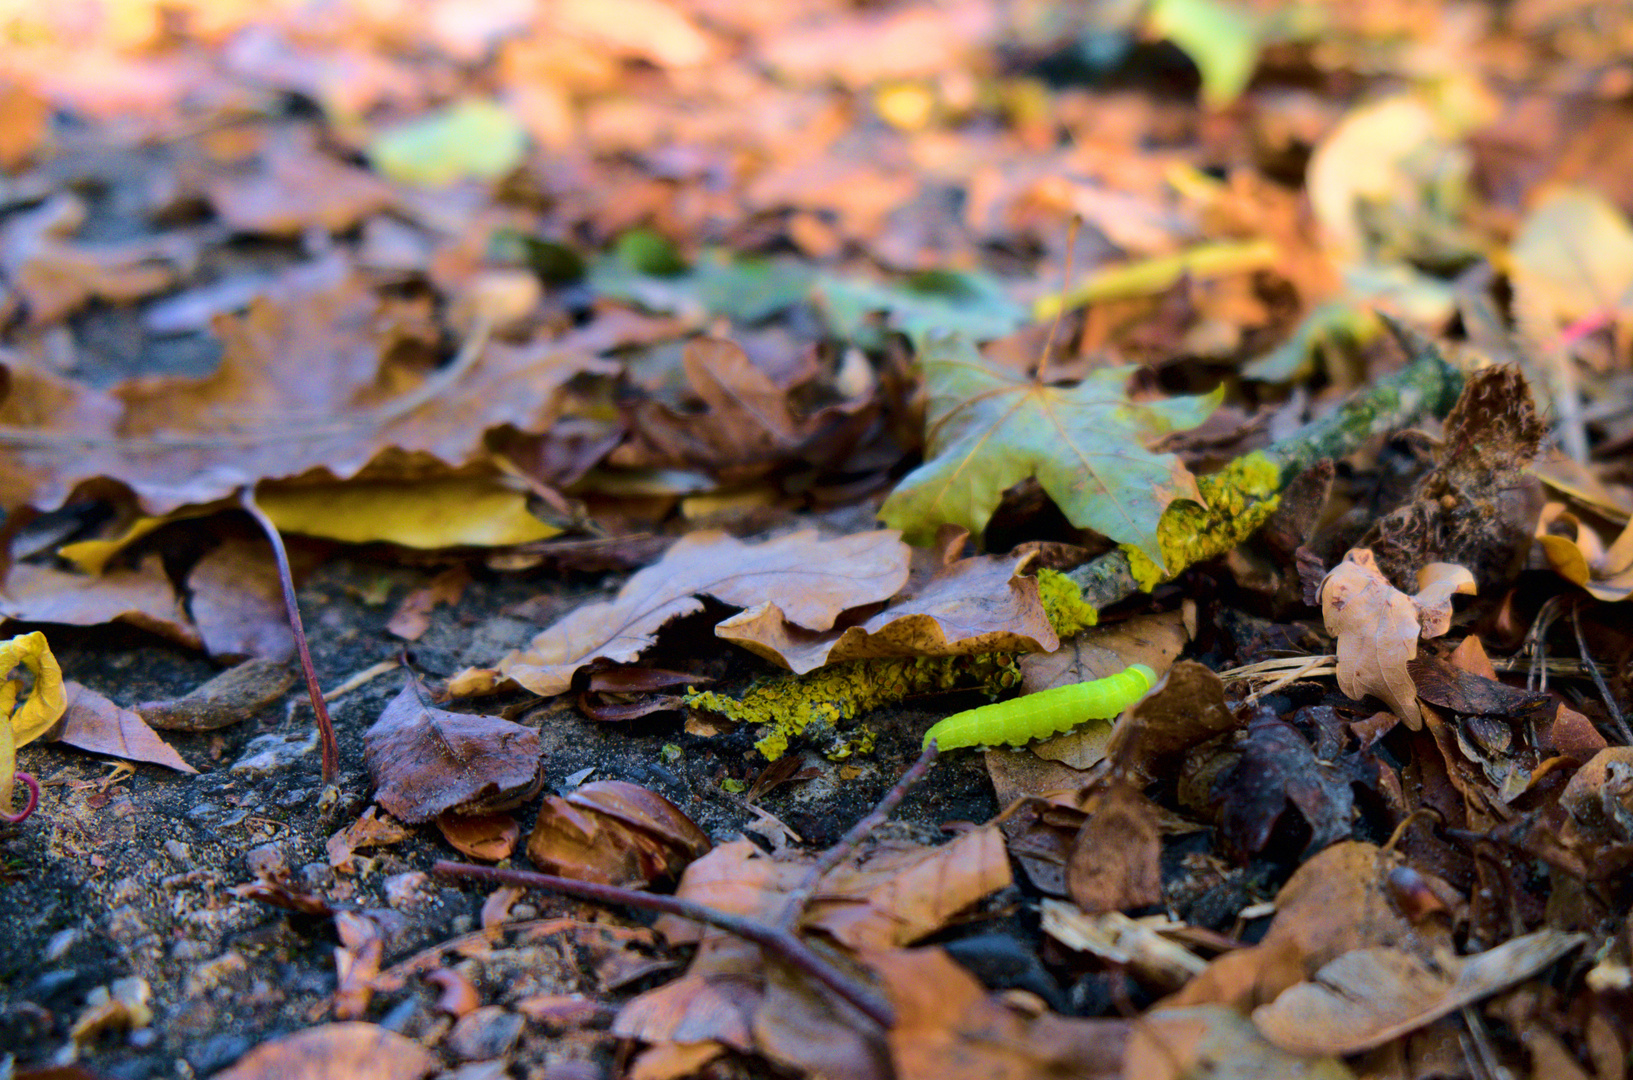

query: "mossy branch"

left=1068, top=316, right=1464, bottom=609
left=687, top=319, right=1465, bottom=758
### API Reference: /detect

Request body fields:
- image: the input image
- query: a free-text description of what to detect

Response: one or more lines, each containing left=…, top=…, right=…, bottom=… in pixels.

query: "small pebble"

left=447, top=1006, right=524, bottom=1061
left=163, top=840, right=191, bottom=865
left=44, top=929, right=79, bottom=961
left=383, top=871, right=434, bottom=910
left=230, top=732, right=317, bottom=777
left=243, top=842, right=286, bottom=877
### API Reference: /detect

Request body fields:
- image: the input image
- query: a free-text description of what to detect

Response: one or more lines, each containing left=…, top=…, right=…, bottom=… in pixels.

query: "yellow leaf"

left=0, top=631, right=67, bottom=813
left=255, top=478, right=562, bottom=548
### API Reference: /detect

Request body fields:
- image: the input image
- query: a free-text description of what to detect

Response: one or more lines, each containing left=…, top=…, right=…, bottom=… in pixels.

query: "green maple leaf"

left=880, top=334, right=1222, bottom=567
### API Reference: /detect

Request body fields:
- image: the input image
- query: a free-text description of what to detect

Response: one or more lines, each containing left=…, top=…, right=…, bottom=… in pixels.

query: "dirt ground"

left=0, top=545, right=1005, bottom=1078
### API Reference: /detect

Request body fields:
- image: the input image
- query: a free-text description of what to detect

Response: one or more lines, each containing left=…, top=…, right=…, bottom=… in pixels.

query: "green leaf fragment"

left=879, top=334, right=1220, bottom=567
left=369, top=99, right=528, bottom=187
left=1147, top=0, right=1262, bottom=108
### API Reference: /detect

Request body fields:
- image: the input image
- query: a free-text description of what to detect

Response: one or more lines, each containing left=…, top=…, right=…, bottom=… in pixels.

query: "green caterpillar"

left=921, top=664, right=1156, bottom=750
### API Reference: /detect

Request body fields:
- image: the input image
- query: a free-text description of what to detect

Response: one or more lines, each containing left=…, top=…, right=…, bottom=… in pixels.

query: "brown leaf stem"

left=430, top=860, right=895, bottom=1029
left=776, top=741, right=938, bottom=930
left=238, top=487, right=339, bottom=785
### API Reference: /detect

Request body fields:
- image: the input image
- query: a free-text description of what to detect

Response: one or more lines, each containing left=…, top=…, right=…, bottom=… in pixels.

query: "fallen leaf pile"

left=9, top=0, right=1633, bottom=1078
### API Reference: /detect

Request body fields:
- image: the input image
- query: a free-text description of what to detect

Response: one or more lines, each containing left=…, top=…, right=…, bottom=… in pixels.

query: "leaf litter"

left=6, top=1, right=1633, bottom=1078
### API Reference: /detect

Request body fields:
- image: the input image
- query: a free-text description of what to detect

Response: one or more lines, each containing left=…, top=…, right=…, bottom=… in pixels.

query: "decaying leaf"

left=1536, top=502, right=1633, bottom=602
left=1127, top=1005, right=1355, bottom=1080
left=363, top=678, right=543, bottom=823
left=1357, top=366, right=1547, bottom=594
left=213, top=1022, right=436, bottom=1080
left=501, top=529, right=911, bottom=695
left=1253, top=930, right=1589, bottom=1055
left=715, top=548, right=1057, bottom=674
left=54, top=682, right=195, bottom=774
left=1318, top=549, right=1475, bottom=728
left=1, top=555, right=201, bottom=651
left=527, top=780, right=709, bottom=887
left=436, top=810, right=520, bottom=862
left=136, top=658, right=295, bottom=732
left=1067, top=781, right=1163, bottom=914
left=874, top=947, right=1129, bottom=1080
left=1106, top=659, right=1237, bottom=783
left=877, top=333, right=1219, bottom=563
left=1210, top=707, right=1357, bottom=860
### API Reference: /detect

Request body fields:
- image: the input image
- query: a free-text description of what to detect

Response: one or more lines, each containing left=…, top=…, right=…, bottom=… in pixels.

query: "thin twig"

left=239, top=488, right=338, bottom=786
left=777, top=743, right=939, bottom=931
left=431, top=861, right=895, bottom=1029
left=1570, top=601, right=1633, bottom=745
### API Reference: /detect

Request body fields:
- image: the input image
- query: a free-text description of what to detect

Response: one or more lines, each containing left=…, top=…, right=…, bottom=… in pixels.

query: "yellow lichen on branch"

left=686, top=652, right=1023, bottom=761
left=1121, top=450, right=1282, bottom=591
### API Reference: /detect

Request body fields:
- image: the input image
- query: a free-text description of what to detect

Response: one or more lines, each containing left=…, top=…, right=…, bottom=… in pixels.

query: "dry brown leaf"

left=655, top=827, right=1010, bottom=951
left=1126, top=1006, right=1355, bottom=1080
left=435, top=810, right=520, bottom=862
left=1067, top=781, right=1162, bottom=914
left=136, top=658, right=295, bottom=732
left=186, top=538, right=299, bottom=662
left=1169, top=842, right=1438, bottom=1011
left=52, top=682, right=196, bottom=774
left=1318, top=549, right=1473, bottom=730
left=0, top=261, right=619, bottom=516
left=386, top=565, right=471, bottom=641
left=1106, top=659, right=1237, bottom=784
left=619, top=337, right=799, bottom=484
left=326, top=806, right=416, bottom=871
left=715, top=550, right=1056, bottom=674
left=1, top=554, right=200, bottom=650
left=1252, top=930, right=1588, bottom=1056
left=213, top=1022, right=436, bottom=1080
left=208, top=139, right=396, bottom=236
left=527, top=780, right=709, bottom=888
left=1536, top=502, right=1633, bottom=601
left=362, top=678, right=543, bottom=823
left=501, top=529, right=911, bottom=695
left=0, top=193, right=198, bottom=324
left=872, top=947, right=1128, bottom=1080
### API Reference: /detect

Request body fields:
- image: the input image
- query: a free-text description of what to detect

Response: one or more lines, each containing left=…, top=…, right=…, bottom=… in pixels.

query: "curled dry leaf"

left=501, top=529, right=911, bottom=695
left=1318, top=549, right=1474, bottom=729
left=436, top=810, right=521, bottom=862
left=1535, top=502, right=1633, bottom=601
left=326, top=806, right=416, bottom=870
left=136, top=658, right=296, bottom=732
left=363, top=680, right=543, bottom=824
left=715, top=549, right=1057, bottom=674
left=1252, top=930, right=1589, bottom=1056
left=527, top=780, right=709, bottom=888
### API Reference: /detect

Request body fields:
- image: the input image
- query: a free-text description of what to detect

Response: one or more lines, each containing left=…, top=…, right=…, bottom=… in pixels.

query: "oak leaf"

left=501, top=529, right=911, bottom=695
left=1317, top=549, right=1474, bottom=729
left=878, top=333, right=1219, bottom=565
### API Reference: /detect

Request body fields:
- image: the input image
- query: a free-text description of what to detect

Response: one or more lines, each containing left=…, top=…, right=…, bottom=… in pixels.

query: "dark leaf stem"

left=239, top=487, right=339, bottom=785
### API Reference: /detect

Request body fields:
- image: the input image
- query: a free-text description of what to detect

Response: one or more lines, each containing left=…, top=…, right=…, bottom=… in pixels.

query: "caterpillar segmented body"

left=921, top=664, right=1156, bottom=750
